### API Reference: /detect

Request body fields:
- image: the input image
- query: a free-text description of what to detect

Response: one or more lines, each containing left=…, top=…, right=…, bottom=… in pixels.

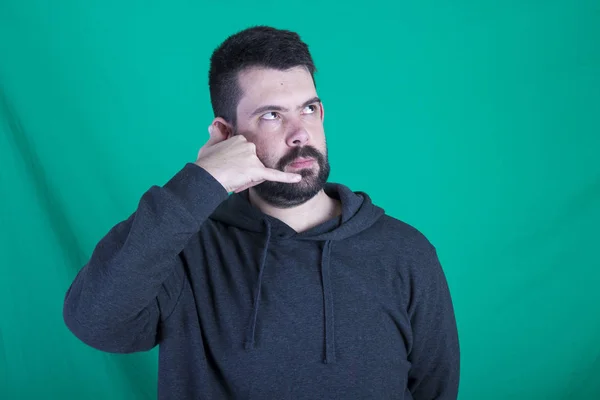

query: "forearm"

left=63, top=163, right=228, bottom=351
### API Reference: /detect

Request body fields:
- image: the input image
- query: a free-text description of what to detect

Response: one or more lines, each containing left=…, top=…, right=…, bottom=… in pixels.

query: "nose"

left=286, top=125, right=309, bottom=147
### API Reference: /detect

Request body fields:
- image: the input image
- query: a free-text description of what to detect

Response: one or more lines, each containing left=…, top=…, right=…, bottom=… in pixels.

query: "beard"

left=253, top=144, right=330, bottom=208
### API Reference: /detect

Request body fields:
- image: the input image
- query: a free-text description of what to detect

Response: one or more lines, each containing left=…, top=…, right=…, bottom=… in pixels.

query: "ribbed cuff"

left=162, top=163, right=229, bottom=225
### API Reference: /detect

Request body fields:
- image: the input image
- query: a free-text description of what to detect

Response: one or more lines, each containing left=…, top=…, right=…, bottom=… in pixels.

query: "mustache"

left=277, top=146, right=324, bottom=169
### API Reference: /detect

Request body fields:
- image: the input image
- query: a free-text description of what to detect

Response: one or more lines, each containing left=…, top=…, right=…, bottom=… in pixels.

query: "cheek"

left=309, top=120, right=326, bottom=145
left=253, top=140, right=280, bottom=167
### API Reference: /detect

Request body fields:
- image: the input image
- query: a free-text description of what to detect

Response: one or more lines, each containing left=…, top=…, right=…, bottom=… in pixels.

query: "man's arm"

left=63, top=125, right=302, bottom=354
left=406, top=242, right=460, bottom=399
left=63, top=163, right=229, bottom=353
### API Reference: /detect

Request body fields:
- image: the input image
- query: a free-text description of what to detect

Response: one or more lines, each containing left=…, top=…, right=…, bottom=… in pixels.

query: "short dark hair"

left=208, top=26, right=317, bottom=126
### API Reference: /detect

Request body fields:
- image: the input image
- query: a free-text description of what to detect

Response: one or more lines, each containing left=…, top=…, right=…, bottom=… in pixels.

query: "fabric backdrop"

left=1, top=1, right=599, bottom=399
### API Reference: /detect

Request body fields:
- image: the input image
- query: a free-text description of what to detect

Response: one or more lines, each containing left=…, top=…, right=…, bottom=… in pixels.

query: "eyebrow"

left=249, top=96, right=321, bottom=117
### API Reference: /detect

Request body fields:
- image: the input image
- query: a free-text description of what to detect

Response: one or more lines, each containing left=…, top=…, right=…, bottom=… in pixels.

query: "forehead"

left=236, top=66, right=317, bottom=115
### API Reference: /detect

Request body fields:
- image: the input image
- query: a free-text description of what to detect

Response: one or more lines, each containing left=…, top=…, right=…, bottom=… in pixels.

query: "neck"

left=248, top=188, right=342, bottom=233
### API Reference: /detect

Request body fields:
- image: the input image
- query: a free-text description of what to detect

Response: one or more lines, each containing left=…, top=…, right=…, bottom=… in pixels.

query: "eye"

left=302, top=104, right=318, bottom=114
left=261, top=112, right=279, bottom=121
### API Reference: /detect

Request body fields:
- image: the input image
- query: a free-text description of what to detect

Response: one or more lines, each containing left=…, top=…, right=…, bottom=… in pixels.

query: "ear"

left=211, top=117, right=235, bottom=139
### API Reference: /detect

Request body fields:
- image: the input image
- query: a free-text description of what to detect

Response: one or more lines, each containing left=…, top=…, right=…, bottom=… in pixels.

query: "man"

left=63, top=26, right=460, bottom=399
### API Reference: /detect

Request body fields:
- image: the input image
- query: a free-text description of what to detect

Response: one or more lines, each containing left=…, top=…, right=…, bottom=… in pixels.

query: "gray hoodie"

left=63, top=162, right=460, bottom=399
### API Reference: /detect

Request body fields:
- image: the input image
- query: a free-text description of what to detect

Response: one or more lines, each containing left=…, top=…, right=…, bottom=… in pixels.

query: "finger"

left=234, top=179, right=265, bottom=193
left=260, top=168, right=303, bottom=183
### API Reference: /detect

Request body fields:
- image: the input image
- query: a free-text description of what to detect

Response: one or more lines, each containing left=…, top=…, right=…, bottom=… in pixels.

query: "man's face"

left=234, top=66, right=330, bottom=208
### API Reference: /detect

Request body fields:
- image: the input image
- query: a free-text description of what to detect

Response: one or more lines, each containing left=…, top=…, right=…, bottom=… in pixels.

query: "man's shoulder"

left=370, top=213, right=435, bottom=250
left=366, top=214, right=447, bottom=283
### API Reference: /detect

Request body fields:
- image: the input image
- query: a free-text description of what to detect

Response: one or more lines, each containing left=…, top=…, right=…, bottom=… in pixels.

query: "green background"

left=1, top=0, right=599, bottom=399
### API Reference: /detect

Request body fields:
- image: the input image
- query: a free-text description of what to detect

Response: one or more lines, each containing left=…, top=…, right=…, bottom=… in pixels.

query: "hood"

left=209, top=182, right=385, bottom=364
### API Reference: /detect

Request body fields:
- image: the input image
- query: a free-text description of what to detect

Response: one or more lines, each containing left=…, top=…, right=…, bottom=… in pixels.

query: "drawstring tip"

left=244, top=340, right=255, bottom=350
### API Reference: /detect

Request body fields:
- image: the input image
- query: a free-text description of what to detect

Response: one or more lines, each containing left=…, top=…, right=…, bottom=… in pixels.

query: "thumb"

left=205, top=124, right=228, bottom=146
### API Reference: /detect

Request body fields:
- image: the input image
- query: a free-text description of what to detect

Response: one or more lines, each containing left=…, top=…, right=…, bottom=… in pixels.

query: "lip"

left=288, top=158, right=315, bottom=168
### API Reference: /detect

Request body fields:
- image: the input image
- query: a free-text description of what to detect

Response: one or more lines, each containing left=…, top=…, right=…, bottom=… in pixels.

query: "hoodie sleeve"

left=63, top=163, right=228, bottom=353
left=406, top=242, right=460, bottom=399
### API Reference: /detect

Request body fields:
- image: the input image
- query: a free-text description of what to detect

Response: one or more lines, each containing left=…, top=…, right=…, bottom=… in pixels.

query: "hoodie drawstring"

left=321, top=240, right=336, bottom=364
left=245, top=220, right=272, bottom=350
left=244, top=221, right=336, bottom=365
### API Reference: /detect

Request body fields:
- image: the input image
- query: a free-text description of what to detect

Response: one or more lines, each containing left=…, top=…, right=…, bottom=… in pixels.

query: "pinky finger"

left=234, top=180, right=264, bottom=193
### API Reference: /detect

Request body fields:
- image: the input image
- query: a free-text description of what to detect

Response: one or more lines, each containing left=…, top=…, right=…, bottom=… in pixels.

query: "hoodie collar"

left=210, top=182, right=383, bottom=241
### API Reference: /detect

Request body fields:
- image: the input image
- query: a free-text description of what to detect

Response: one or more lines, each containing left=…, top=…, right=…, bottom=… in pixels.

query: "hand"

left=195, top=123, right=302, bottom=193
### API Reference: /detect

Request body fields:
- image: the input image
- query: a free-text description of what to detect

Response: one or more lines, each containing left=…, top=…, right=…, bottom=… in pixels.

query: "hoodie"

left=63, top=162, right=460, bottom=400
